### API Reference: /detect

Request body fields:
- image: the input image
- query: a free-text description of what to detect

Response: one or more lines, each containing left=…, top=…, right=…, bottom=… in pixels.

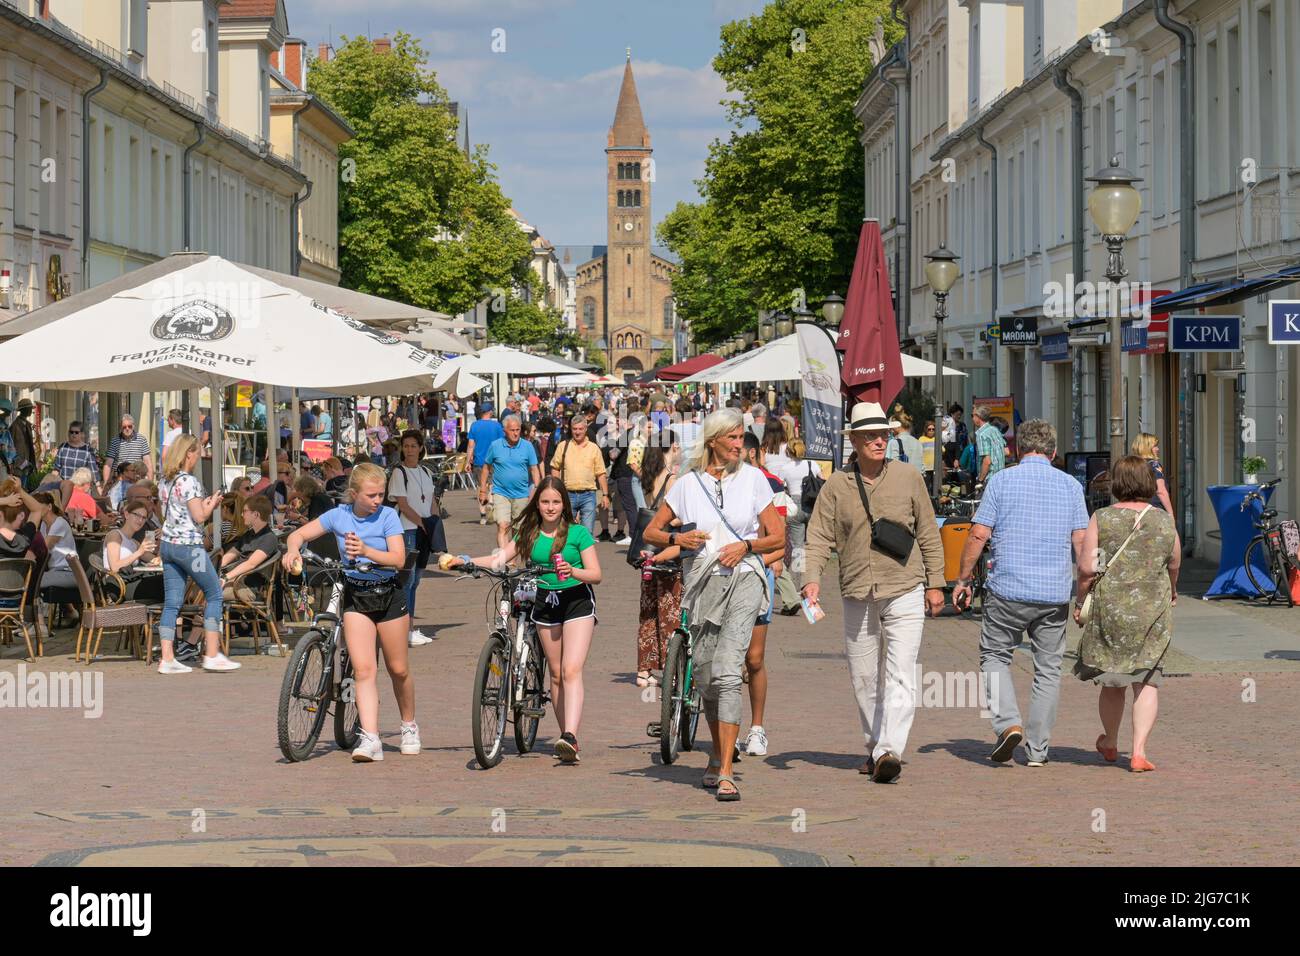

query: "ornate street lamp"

left=1085, top=156, right=1142, bottom=467
left=924, top=243, right=960, bottom=497
left=821, top=291, right=845, bottom=326
left=471, top=326, right=488, bottom=350
left=759, top=314, right=775, bottom=343
left=774, top=311, right=794, bottom=338
left=742, top=329, right=757, bottom=348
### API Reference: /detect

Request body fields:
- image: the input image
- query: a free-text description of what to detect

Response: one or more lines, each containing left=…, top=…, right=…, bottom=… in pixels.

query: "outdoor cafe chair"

left=222, top=553, right=285, bottom=657
left=0, top=558, right=37, bottom=660
left=69, top=553, right=149, bottom=665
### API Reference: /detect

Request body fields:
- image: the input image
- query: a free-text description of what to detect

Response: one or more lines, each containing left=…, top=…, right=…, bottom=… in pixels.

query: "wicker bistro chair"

left=0, top=558, right=37, bottom=660
left=68, top=552, right=149, bottom=664
left=222, top=553, right=285, bottom=657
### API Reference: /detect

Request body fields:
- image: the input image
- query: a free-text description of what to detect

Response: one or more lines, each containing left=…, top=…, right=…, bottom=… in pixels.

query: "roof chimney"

left=283, top=40, right=306, bottom=88
left=373, top=36, right=392, bottom=54
left=317, top=42, right=333, bottom=63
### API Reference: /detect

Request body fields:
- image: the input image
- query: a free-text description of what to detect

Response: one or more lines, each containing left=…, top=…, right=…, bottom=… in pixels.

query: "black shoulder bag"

left=853, top=462, right=915, bottom=562
left=625, top=477, right=670, bottom=569
left=800, top=460, right=825, bottom=514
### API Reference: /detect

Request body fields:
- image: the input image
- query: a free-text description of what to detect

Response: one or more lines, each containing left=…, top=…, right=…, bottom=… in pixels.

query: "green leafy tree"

left=308, top=33, right=532, bottom=314
left=658, top=0, right=899, bottom=347
left=485, top=273, right=570, bottom=351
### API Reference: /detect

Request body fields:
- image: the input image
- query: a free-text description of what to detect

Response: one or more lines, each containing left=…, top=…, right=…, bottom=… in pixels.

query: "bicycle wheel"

left=1244, top=537, right=1290, bottom=603
left=680, top=675, right=702, bottom=752
left=659, top=630, right=687, bottom=765
left=513, top=630, right=547, bottom=754
left=276, top=630, right=330, bottom=762
left=333, top=648, right=361, bottom=750
left=471, top=632, right=510, bottom=769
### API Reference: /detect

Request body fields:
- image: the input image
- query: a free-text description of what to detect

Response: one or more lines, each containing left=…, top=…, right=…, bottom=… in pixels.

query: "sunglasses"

left=69, top=429, right=82, bottom=435
left=862, top=432, right=892, bottom=444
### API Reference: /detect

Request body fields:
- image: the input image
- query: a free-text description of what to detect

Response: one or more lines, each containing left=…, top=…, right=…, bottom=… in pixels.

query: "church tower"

left=605, top=51, right=653, bottom=375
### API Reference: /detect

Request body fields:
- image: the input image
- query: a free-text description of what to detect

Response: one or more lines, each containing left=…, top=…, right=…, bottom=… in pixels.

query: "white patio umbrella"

left=680, top=333, right=967, bottom=384
left=439, top=344, right=579, bottom=376
left=0, top=254, right=475, bottom=497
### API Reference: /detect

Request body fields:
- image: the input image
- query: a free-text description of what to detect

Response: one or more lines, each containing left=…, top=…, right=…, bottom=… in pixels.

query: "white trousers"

left=842, top=585, right=926, bottom=760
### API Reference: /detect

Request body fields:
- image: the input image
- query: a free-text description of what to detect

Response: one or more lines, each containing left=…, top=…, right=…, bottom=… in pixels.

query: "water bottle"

left=553, top=553, right=570, bottom=583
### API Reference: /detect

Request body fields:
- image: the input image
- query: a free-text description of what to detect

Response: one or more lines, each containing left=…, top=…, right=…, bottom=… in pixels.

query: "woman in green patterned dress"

left=1073, top=455, right=1181, bottom=772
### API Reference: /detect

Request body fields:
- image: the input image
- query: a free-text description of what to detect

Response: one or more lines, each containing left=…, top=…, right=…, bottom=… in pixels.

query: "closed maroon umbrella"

left=836, top=220, right=903, bottom=408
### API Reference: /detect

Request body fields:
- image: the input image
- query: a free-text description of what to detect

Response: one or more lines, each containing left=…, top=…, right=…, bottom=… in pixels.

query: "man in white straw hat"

left=801, top=401, right=947, bottom=784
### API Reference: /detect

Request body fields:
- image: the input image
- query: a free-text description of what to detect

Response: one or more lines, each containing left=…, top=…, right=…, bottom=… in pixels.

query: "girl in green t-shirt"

left=447, top=476, right=602, bottom=764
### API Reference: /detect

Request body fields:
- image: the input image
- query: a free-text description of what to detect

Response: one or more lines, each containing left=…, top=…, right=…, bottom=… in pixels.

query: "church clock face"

left=624, top=221, right=634, bottom=231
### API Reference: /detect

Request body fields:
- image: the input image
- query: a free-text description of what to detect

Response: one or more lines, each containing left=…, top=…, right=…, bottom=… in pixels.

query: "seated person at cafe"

left=0, top=480, right=49, bottom=609
left=219, top=495, right=282, bottom=602
left=321, top=457, right=348, bottom=496
left=102, top=498, right=163, bottom=604
left=120, top=481, right=162, bottom=534
left=65, top=468, right=100, bottom=524
left=105, top=460, right=138, bottom=511
left=175, top=495, right=281, bottom=656
left=287, top=474, right=333, bottom=525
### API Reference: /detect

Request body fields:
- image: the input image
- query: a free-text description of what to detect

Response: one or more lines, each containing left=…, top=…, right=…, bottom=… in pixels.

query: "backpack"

left=800, top=460, right=825, bottom=515
left=891, top=437, right=909, bottom=463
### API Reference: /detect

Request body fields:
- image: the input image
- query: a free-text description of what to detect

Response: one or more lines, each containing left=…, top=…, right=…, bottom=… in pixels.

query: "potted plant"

left=1243, top=456, right=1267, bottom=484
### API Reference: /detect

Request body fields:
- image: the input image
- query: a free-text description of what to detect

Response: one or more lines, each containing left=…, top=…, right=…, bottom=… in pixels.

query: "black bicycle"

left=276, top=551, right=361, bottom=761
left=464, top=564, right=551, bottom=769
left=1241, top=479, right=1298, bottom=606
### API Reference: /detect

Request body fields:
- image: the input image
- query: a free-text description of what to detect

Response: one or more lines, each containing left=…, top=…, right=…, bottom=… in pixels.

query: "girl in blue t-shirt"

left=446, top=476, right=602, bottom=764
left=283, top=463, right=417, bottom=763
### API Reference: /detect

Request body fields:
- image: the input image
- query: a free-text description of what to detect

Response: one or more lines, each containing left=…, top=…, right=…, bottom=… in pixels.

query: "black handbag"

left=853, top=463, right=915, bottom=562
left=626, top=479, right=669, bottom=568
left=345, top=577, right=397, bottom=614
left=800, top=460, right=825, bottom=514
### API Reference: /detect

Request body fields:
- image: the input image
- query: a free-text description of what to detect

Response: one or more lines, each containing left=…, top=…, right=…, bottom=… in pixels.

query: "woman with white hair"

left=643, top=408, right=784, bottom=801
left=65, top=467, right=100, bottom=525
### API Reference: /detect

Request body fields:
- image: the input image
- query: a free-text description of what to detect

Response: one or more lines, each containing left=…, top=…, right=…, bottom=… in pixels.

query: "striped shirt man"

left=104, top=419, right=153, bottom=482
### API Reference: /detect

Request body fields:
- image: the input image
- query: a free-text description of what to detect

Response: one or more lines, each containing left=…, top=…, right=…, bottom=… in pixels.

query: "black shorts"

left=342, top=581, right=409, bottom=623
left=531, top=583, right=596, bottom=627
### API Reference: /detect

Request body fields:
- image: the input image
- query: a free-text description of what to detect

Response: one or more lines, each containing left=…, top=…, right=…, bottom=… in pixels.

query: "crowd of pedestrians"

left=0, top=379, right=1187, bottom=793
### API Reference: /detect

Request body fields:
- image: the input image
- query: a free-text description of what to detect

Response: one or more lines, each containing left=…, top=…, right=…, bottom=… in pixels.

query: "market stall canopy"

left=651, top=354, right=723, bottom=382
left=681, top=335, right=966, bottom=384
left=0, top=254, right=472, bottom=395
left=438, top=345, right=580, bottom=377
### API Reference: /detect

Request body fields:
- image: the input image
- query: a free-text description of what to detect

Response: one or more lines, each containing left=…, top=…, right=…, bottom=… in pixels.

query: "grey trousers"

left=693, top=571, right=764, bottom=725
left=978, top=592, right=1069, bottom=762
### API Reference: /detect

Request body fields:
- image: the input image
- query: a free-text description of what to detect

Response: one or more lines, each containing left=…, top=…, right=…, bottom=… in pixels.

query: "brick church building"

left=556, top=54, right=678, bottom=379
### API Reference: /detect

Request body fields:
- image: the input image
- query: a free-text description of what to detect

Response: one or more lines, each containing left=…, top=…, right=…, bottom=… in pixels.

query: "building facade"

left=0, top=0, right=345, bottom=453
left=877, top=0, right=1300, bottom=562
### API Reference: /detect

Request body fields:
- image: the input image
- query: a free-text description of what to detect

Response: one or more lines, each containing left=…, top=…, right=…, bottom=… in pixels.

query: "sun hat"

left=840, top=401, right=901, bottom=433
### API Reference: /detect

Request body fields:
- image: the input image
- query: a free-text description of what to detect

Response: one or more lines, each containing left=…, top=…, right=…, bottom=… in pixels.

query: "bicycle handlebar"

left=1240, top=478, right=1282, bottom=510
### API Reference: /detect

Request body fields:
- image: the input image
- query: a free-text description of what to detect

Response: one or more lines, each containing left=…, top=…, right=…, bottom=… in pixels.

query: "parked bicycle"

left=1241, top=479, right=1299, bottom=606
left=275, top=550, right=361, bottom=761
left=462, top=563, right=551, bottom=769
left=643, top=564, right=702, bottom=765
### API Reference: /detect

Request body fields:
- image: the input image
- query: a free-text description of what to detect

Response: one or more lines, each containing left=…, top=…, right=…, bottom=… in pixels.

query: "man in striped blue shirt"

left=954, top=419, right=1088, bottom=768
left=102, top=415, right=154, bottom=484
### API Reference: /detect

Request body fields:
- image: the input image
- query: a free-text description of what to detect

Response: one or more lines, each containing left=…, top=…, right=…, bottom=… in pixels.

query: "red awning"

left=652, top=354, right=723, bottom=381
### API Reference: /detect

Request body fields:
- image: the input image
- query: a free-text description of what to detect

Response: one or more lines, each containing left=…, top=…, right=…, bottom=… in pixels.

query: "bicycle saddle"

left=1260, top=508, right=1278, bottom=520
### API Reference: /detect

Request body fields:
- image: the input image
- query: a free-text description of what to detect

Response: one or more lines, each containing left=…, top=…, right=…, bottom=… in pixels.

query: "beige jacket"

left=803, top=460, right=946, bottom=600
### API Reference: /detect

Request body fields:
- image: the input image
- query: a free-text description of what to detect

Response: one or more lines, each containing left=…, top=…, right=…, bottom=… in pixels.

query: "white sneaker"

left=400, top=722, right=421, bottom=755
left=615, top=535, right=632, bottom=546
left=745, top=725, right=768, bottom=756
left=352, top=731, right=383, bottom=762
left=158, top=658, right=192, bottom=675
left=202, top=653, right=242, bottom=672
left=408, top=629, right=434, bottom=646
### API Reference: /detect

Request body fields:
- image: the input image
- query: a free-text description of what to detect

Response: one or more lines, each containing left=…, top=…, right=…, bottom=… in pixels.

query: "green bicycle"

left=644, top=564, right=702, bottom=764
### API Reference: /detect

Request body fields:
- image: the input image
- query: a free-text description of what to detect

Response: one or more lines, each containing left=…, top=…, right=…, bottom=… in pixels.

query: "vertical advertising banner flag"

left=796, top=321, right=843, bottom=469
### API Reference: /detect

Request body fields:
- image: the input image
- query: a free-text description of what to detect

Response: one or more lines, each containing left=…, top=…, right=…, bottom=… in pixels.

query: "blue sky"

left=290, top=0, right=769, bottom=247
